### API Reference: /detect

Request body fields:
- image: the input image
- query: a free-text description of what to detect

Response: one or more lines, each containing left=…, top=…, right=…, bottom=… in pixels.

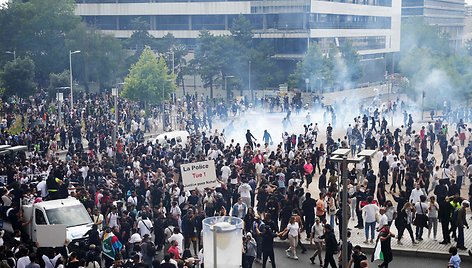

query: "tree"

left=399, top=18, right=472, bottom=105
left=121, top=47, right=175, bottom=106
left=338, top=41, right=362, bottom=86
left=1, top=57, right=36, bottom=98
left=65, top=23, right=124, bottom=91
left=193, top=31, right=223, bottom=99
left=1, top=0, right=80, bottom=85
left=48, top=70, right=70, bottom=92
left=289, top=44, right=326, bottom=92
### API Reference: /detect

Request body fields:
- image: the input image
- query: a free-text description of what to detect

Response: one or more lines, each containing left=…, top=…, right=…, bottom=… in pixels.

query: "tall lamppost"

left=69, top=50, right=81, bottom=109
left=5, top=50, right=15, bottom=60
left=224, top=75, right=235, bottom=101
left=305, top=78, right=310, bottom=93
left=111, top=88, right=119, bottom=150
left=330, top=149, right=369, bottom=268
left=248, top=60, right=252, bottom=102
left=162, top=78, right=173, bottom=131
left=56, top=92, right=63, bottom=127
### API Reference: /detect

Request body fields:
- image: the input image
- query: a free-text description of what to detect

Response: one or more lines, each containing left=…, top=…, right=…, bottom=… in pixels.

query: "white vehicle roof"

left=27, top=197, right=83, bottom=210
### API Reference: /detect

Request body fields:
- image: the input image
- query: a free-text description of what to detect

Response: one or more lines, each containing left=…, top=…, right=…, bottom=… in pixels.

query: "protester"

left=0, top=91, right=470, bottom=268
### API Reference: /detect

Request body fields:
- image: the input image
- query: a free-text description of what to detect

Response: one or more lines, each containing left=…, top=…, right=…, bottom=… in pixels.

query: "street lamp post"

left=5, top=50, right=16, bottom=60
left=162, top=78, right=173, bottom=131
left=331, top=149, right=366, bottom=268
left=112, top=88, right=119, bottom=148
left=69, top=50, right=81, bottom=110
left=224, top=75, right=235, bottom=101
left=56, top=92, right=63, bottom=127
left=421, top=90, right=425, bottom=120
left=248, top=60, right=252, bottom=102
left=305, top=78, right=310, bottom=93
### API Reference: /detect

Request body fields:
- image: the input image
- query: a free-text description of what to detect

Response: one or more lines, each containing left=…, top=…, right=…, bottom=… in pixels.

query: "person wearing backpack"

left=141, top=234, right=156, bottom=267
left=137, top=214, right=153, bottom=237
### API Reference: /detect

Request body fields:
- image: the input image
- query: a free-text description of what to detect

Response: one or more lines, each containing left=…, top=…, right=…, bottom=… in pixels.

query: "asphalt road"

left=251, top=246, right=472, bottom=268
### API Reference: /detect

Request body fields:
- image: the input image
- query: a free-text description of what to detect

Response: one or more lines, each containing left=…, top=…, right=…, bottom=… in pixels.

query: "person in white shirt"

left=106, top=207, right=120, bottom=229
left=309, top=217, right=324, bottom=265
left=409, top=184, right=423, bottom=204
left=16, top=249, right=31, bottom=268
left=362, top=196, right=379, bottom=244
left=280, top=216, right=300, bottom=260
left=414, top=195, right=429, bottom=241
left=378, top=207, right=388, bottom=229
left=427, top=196, right=439, bottom=240
left=168, top=227, right=185, bottom=254
left=127, top=191, right=138, bottom=207
left=220, top=163, right=231, bottom=183
left=238, top=180, right=252, bottom=207
left=255, top=161, right=264, bottom=185
left=42, top=253, right=61, bottom=268
left=430, top=166, right=441, bottom=193
left=137, top=215, right=153, bottom=237
left=36, top=178, right=48, bottom=198
left=92, top=208, right=104, bottom=231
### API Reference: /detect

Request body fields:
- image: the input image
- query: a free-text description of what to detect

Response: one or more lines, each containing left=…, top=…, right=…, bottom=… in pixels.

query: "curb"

left=273, top=240, right=471, bottom=260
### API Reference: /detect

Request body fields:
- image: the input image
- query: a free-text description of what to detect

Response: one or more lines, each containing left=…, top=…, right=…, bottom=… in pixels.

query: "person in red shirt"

left=167, top=240, right=181, bottom=260
left=304, top=159, right=314, bottom=188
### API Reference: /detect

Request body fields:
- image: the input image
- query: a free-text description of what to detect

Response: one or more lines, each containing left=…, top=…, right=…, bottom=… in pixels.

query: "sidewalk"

left=274, top=213, right=472, bottom=258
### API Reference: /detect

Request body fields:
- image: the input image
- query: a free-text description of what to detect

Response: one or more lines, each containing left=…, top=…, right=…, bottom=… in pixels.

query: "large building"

left=75, top=0, right=401, bottom=83
left=402, top=0, right=466, bottom=49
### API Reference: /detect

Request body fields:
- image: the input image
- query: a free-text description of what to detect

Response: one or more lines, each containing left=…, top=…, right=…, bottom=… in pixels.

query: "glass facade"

left=310, top=14, right=391, bottom=29
left=83, top=14, right=391, bottom=31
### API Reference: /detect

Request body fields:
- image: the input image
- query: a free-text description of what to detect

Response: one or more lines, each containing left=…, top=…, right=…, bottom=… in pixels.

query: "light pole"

left=330, top=149, right=367, bottom=268
left=162, top=78, right=173, bottom=131
left=224, top=75, right=235, bottom=101
left=69, top=50, right=81, bottom=110
left=56, top=92, right=63, bottom=127
left=248, top=60, right=252, bottom=102
left=5, top=50, right=15, bottom=60
left=305, top=78, right=310, bottom=93
left=111, top=87, right=119, bottom=147
left=421, top=90, right=425, bottom=120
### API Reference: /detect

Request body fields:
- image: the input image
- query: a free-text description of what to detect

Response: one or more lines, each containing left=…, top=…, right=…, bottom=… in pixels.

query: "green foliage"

left=0, top=0, right=80, bottom=85
left=65, top=23, right=124, bottom=91
left=339, top=42, right=362, bottom=83
left=289, top=42, right=362, bottom=92
left=399, top=19, right=472, bottom=104
left=48, top=70, right=70, bottom=91
left=121, top=47, right=175, bottom=104
left=193, top=30, right=223, bottom=98
left=193, top=16, right=282, bottom=99
left=0, top=57, right=36, bottom=98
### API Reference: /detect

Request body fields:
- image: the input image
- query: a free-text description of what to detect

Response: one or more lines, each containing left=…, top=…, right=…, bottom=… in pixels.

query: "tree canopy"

left=121, top=47, right=176, bottom=105
left=1, top=57, right=36, bottom=98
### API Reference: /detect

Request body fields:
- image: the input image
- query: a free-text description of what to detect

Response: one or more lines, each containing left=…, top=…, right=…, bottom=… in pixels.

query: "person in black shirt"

left=319, top=224, right=337, bottom=268
left=259, top=225, right=276, bottom=268
left=349, top=245, right=367, bottom=268
left=245, top=130, right=256, bottom=150
left=85, top=224, right=100, bottom=248
left=302, top=192, right=316, bottom=239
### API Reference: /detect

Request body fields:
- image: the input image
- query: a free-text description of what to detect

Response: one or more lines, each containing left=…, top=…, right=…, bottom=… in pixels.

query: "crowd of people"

left=0, top=90, right=470, bottom=268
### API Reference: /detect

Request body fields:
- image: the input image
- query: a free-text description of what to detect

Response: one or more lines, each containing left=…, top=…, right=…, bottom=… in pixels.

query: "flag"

left=102, top=232, right=123, bottom=260
left=372, top=238, right=384, bottom=262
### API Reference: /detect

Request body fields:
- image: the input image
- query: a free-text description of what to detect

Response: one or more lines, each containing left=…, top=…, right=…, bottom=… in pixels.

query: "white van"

left=1, top=198, right=92, bottom=248
left=151, top=130, right=190, bottom=147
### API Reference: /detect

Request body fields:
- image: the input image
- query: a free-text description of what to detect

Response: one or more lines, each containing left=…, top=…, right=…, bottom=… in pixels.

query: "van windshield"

left=45, top=205, right=92, bottom=227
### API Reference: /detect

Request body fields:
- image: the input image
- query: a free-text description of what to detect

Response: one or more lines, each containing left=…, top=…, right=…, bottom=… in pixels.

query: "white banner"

left=180, top=160, right=218, bottom=190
